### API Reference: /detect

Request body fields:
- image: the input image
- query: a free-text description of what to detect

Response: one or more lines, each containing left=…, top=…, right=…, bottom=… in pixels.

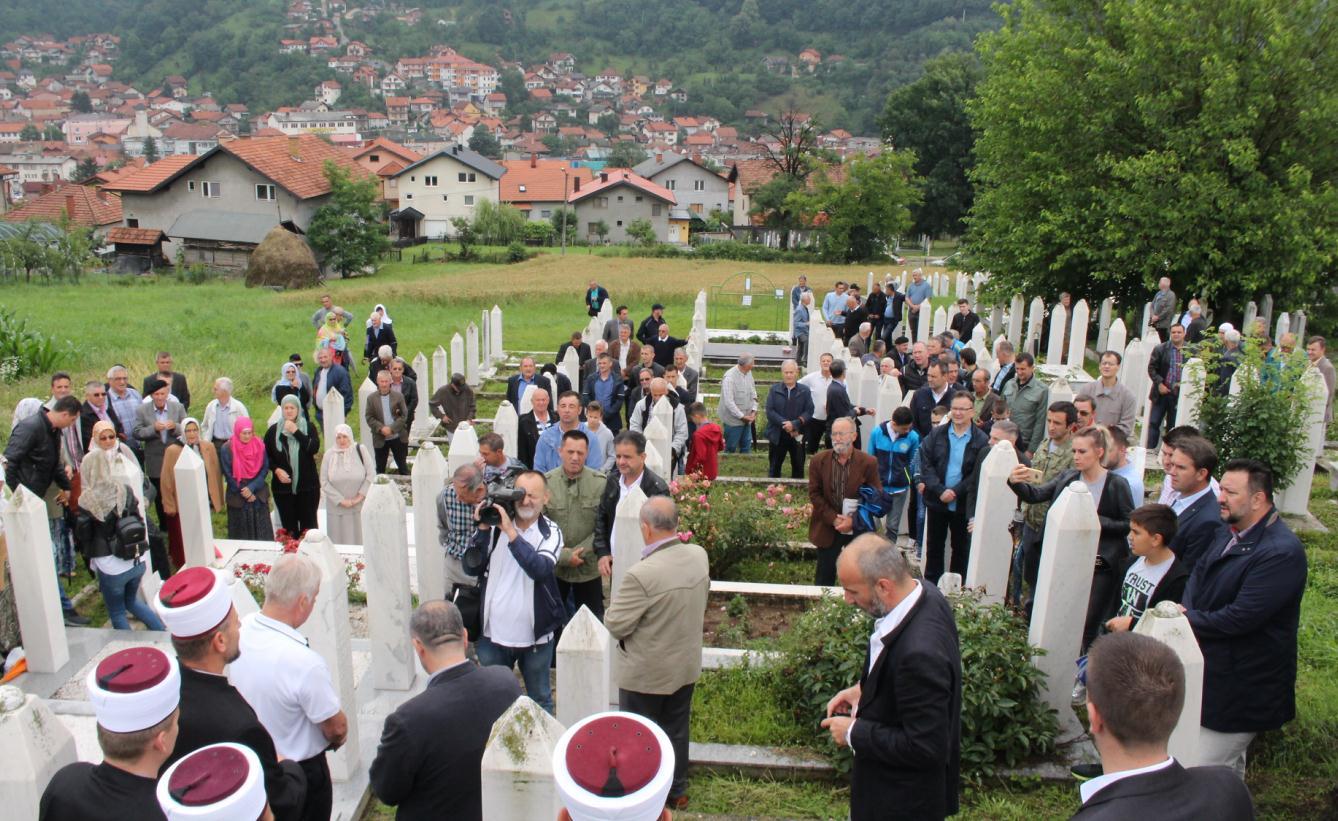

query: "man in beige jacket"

left=603, top=496, right=709, bottom=811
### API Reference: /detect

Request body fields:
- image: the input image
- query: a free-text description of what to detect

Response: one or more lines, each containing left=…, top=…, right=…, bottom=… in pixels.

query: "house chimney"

left=65, top=193, right=76, bottom=219
left=530, top=152, right=536, bottom=168
left=655, top=152, right=662, bottom=164
left=288, top=135, right=300, bottom=159
left=573, top=177, right=580, bottom=192
left=600, top=171, right=608, bottom=183
left=690, top=151, right=701, bottom=164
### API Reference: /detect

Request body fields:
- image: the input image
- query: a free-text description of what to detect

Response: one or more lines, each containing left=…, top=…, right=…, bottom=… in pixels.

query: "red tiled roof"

left=499, top=159, right=594, bottom=203
left=353, top=136, right=420, bottom=163
left=219, top=134, right=368, bottom=199
left=3, top=183, right=121, bottom=227
left=100, top=154, right=197, bottom=192
left=568, top=169, right=674, bottom=205
left=107, top=226, right=163, bottom=244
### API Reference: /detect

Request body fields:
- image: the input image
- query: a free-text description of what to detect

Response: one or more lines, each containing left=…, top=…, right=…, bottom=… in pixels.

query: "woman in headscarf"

left=219, top=416, right=273, bottom=540
left=319, top=423, right=374, bottom=544
left=318, top=308, right=351, bottom=369
left=365, top=307, right=398, bottom=363
left=159, top=418, right=225, bottom=568
left=10, top=397, right=43, bottom=431
left=265, top=394, right=321, bottom=536
left=271, top=362, right=313, bottom=416
left=76, top=420, right=165, bottom=631
left=366, top=303, right=393, bottom=326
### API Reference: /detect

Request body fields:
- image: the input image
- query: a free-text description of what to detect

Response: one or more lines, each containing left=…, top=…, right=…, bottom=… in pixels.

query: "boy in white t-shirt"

left=1105, top=503, right=1189, bottom=632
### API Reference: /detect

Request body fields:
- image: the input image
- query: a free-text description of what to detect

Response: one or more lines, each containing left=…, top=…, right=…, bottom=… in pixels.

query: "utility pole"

left=561, top=169, right=568, bottom=255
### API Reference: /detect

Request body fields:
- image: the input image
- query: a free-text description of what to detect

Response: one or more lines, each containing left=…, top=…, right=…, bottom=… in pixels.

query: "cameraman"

left=467, top=470, right=565, bottom=714
left=437, top=463, right=488, bottom=591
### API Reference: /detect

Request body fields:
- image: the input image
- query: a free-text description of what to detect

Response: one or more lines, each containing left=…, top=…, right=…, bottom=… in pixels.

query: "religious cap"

left=553, top=712, right=674, bottom=821
left=157, top=743, right=266, bottom=821
left=1218, top=322, right=1235, bottom=332
left=87, top=646, right=180, bottom=733
left=146, top=378, right=170, bottom=395
left=155, top=567, right=233, bottom=639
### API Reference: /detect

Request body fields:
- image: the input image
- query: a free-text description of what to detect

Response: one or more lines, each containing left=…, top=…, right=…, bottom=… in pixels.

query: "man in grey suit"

left=1149, top=277, right=1177, bottom=342
left=602, top=305, right=635, bottom=343
left=604, top=497, right=710, bottom=811
left=135, top=377, right=187, bottom=527
left=365, top=369, right=409, bottom=474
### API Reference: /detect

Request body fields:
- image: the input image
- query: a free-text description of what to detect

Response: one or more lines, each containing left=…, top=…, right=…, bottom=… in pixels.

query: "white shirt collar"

left=252, top=612, right=308, bottom=647
left=1171, top=483, right=1212, bottom=514
left=1080, top=757, right=1174, bottom=804
left=868, top=581, right=923, bottom=673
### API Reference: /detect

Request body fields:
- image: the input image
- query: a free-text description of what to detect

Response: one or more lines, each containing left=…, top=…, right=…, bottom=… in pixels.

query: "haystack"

left=245, top=226, right=320, bottom=289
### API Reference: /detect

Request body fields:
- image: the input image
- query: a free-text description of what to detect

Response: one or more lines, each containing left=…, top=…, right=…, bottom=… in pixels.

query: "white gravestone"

left=875, top=376, right=902, bottom=426
left=481, top=310, right=492, bottom=373
left=465, top=322, right=481, bottom=387
left=411, top=441, right=449, bottom=603
left=491, top=305, right=504, bottom=363
left=1258, top=293, right=1273, bottom=332
left=1242, top=301, right=1257, bottom=335
left=1275, top=311, right=1290, bottom=345
left=1141, top=302, right=1152, bottom=337
left=642, top=419, right=669, bottom=478
left=556, top=606, right=611, bottom=728
left=937, top=572, right=962, bottom=596
left=481, top=697, right=565, bottom=820
left=230, top=575, right=259, bottom=619
left=1028, top=481, right=1100, bottom=742
left=296, top=530, right=361, bottom=781
left=173, top=445, right=214, bottom=569
left=1047, top=377, right=1075, bottom=406
left=932, top=306, right=948, bottom=336
left=1278, top=367, right=1327, bottom=516
left=447, top=421, right=479, bottom=474
left=357, top=377, right=377, bottom=452
left=2, top=487, right=69, bottom=673
left=1096, top=297, right=1114, bottom=353
left=432, top=346, right=449, bottom=394
left=858, top=362, right=880, bottom=442
left=989, top=306, right=1003, bottom=340
left=410, top=356, right=435, bottom=440
left=964, top=441, right=1020, bottom=604
left=1008, top=295, right=1024, bottom=346
left=1174, top=358, right=1206, bottom=430
left=1067, top=299, right=1090, bottom=368
left=917, top=305, right=931, bottom=344
left=1026, top=297, right=1045, bottom=355
left=450, top=334, right=465, bottom=384
left=1047, top=303, right=1068, bottom=364
left=322, top=387, right=346, bottom=440
left=561, top=347, right=581, bottom=392
left=1106, top=319, right=1127, bottom=365
left=652, top=396, right=674, bottom=440
left=493, top=402, right=520, bottom=458
left=1133, top=602, right=1204, bottom=767
left=808, top=321, right=833, bottom=374
left=519, top=383, right=537, bottom=416
left=361, top=478, right=415, bottom=690
left=0, top=687, right=77, bottom=819
left=1293, top=310, right=1306, bottom=341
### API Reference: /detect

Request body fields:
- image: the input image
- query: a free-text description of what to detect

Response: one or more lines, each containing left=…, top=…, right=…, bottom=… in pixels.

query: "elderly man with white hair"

left=718, top=352, right=758, bottom=453
left=1150, top=276, right=1177, bottom=342
left=230, top=552, right=349, bottom=821
left=201, top=376, right=249, bottom=448
left=848, top=321, right=875, bottom=360
left=105, top=364, right=143, bottom=454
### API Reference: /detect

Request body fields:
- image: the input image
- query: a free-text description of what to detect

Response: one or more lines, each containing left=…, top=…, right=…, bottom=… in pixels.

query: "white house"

left=390, top=144, right=506, bottom=239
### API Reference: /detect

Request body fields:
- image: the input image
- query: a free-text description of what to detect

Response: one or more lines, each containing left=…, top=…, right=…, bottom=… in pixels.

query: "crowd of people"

left=4, top=274, right=1329, bottom=821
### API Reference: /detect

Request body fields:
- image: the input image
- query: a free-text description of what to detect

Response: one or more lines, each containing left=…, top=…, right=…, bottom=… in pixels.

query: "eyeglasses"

left=89, top=392, right=105, bottom=397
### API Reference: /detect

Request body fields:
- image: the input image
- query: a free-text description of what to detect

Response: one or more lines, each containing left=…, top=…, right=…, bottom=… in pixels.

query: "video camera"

left=477, top=475, right=527, bottom=527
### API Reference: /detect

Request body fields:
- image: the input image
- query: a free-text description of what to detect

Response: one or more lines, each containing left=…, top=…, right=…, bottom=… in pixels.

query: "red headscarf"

left=229, top=417, right=266, bottom=483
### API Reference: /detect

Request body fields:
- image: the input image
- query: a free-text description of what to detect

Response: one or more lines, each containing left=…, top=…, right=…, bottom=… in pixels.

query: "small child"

left=685, top=402, right=723, bottom=480
left=1105, top=503, right=1187, bottom=632
left=869, top=406, right=920, bottom=540
left=583, top=401, right=615, bottom=472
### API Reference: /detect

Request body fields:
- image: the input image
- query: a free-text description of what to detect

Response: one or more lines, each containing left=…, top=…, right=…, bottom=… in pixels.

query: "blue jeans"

left=723, top=423, right=752, bottom=453
left=48, top=517, right=73, bottom=612
left=97, top=561, right=165, bottom=631
left=475, top=636, right=555, bottom=713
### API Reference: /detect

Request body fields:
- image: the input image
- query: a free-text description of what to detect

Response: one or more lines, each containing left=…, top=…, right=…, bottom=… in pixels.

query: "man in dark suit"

left=143, top=351, right=191, bottom=411
left=825, top=360, right=873, bottom=449
left=313, top=347, right=353, bottom=427
left=1183, top=459, right=1307, bottom=776
left=918, top=392, right=989, bottom=582
left=1145, top=323, right=1188, bottom=448
left=842, top=293, right=870, bottom=345
left=949, top=299, right=979, bottom=343
left=1165, top=435, right=1225, bottom=569
left=991, top=340, right=1017, bottom=394
left=822, top=533, right=961, bottom=821
left=370, top=600, right=521, bottom=821
left=807, top=417, right=881, bottom=586
left=765, top=360, right=813, bottom=479
left=646, top=322, right=689, bottom=367
left=910, top=358, right=957, bottom=438
left=637, top=304, right=667, bottom=344
left=585, top=279, right=611, bottom=317
left=516, top=387, right=555, bottom=469
left=556, top=331, right=593, bottom=370
left=1073, top=632, right=1253, bottom=819
left=504, top=357, right=555, bottom=409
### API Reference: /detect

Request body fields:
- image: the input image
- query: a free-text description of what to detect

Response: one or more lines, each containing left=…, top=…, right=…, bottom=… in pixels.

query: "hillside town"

left=0, top=19, right=880, bottom=263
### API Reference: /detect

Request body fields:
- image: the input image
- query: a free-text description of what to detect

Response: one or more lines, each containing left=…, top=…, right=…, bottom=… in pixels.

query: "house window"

left=187, top=180, right=196, bottom=191
left=126, top=218, right=139, bottom=228
left=405, top=193, right=413, bottom=199
left=256, top=184, right=276, bottom=201
left=665, top=180, right=675, bottom=190
left=651, top=204, right=661, bottom=216
left=424, top=175, right=438, bottom=187
left=693, top=179, right=705, bottom=191
left=464, top=195, right=475, bottom=205
left=369, top=153, right=380, bottom=162
left=635, top=195, right=643, bottom=202
left=201, top=181, right=221, bottom=198
left=468, top=173, right=476, bottom=182
left=540, top=209, right=552, bottom=218
left=616, top=220, right=623, bottom=226
left=442, top=195, right=449, bottom=201
left=594, top=197, right=609, bottom=209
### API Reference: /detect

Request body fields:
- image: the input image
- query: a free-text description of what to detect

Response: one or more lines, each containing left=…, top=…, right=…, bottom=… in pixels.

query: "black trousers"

left=803, top=418, right=830, bottom=455
left=1020, top=523, right=1045, bottom=619
left=375, top=438, right=409, bottom=474
left=297, top=753, right=332, bottom=821
left=274, top=490, right=320, bottom=536
left=620, top=684, right=694, bottom=799
left=924, top=505, right=970, bottom=583
left=815, top=532, right=853, bottom=586
left=558, top=576, right=605, bottom=620
left=767, top=434, right=805, bottom=478
left=147, top=478, right=172, bottom=578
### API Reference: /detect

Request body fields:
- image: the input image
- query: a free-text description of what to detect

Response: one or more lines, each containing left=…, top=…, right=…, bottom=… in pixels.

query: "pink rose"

left=698, top=494, right=708, bottom=503
left=766, top=497, right=777, bottom=507
left=756, top=491, right=766, bottom=500
left=784, top=493, right=793, bottom=502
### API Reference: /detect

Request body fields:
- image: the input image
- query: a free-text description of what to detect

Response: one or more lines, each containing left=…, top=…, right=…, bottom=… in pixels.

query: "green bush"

left=0, top=307, right=68, bottom=381
left=768, top=592, right=1057, bottom=779
left=506, top=242, right=529, bottom=263
left=671, top=475, right=810, bottom=578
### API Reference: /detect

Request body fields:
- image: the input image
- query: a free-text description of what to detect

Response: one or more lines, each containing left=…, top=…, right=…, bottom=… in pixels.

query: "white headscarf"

left=324, top=423, right=360, bottom=472
left=11, top=397, right=43, bottom=431
left=367, top=303, right=393, bottom=327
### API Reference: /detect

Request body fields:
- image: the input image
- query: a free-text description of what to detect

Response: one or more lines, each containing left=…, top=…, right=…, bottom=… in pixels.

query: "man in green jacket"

left=1002, top=353, right=1048, bottom=456
left=545, top=429, right=608, bottom=619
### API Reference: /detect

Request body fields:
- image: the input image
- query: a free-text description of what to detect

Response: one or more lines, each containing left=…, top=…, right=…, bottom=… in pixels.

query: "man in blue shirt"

left=822, top=281, right=849, bottom=334
left=581, top=354, right=625, bottom=433
left=917, top=392, right=987, bottom=583
left=905, top=269, right=933, bottom=339
left=533, top=392, right=603, bottom=473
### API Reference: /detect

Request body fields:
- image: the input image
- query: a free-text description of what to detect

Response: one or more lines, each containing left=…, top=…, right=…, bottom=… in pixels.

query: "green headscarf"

left=278, top=394, right=308, bottom=486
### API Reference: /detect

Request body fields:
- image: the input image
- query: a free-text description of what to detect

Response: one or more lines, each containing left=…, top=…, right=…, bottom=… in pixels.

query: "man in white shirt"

left=469, top=470, right=564, bottom=714
left=718, top=352, right=758, bottom=453
left=229, top=553, right=348, bottom=821
left=202, top=377, right=249, bottom=448
left=1074, top=632, right=1253, bottom=818
left=799, top=353, right=835, bottom=454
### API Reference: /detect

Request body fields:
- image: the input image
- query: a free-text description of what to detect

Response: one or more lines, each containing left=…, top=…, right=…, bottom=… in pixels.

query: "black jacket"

left=505, top=374, right=555, bottom=410
left=949, top=311, right=979, bottom=342
left=1071, top=760, right=1254, bottom=820
left=849, top=583, right=961, bottom=820
left=263, top=421, right=321, bottom=497
left=1184, top=508, right=1307, bottom=733
left=3, top=411, right=67, bottom=496
left=765, top=382, right=814, bottom=445
left=369, top=662, right=521, bottom=821
left=142, top=372, right=190, bottom=411
left=990, top=361, right=1016, bottom=393
left=397, top=376, right=419, bottom=427
left=581, top=371, right=626, bottom=431
left=80, top=402, right=125, bottom=453
left=825, top=380, right=866, bottom=433
left=910, top=385, right=956, bottom=438
left=843, top=304, right=870, bottom=344
left=1010, top=468, right=1135, bottom=567
left=637, top=312, right=666, bottom=344
left=164, top=666, right=307, bottom=821
left=1170, top=489, right=1226, bottom=571
left=585, top=285, right=610, bottom=316
left=917, top=422, right=988, bottom=514
left=40, top=761, right=165, bottom=821
left=864, top=290, right=887, bottom=325
left=593, top=468, right=670, bottom=558
left=646, top=334, right=688, bottom=367
left=365, top=323, right=399, bottom=361
left=517, top=411, right=553, bottom=469
left=1147, top=340, right=1188, bottom=400
left=901, top=361, right=928, bottom=395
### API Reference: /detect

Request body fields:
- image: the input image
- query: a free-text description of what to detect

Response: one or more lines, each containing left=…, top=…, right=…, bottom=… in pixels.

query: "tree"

left=468, top=128, right=502, bottom=159
left=142, top=136, right=159, bottom=163
left=471, top=198, right=526, bottom=244
left=451, top=217, right=477, bottom=260
left=879, top=51, right=981, bottom=238
left=498, top=67, right=527, bottom=113
left=551, top=207, right=578, bottom=238
left=760, top=111, right=822, bottom=181
left=19, top=124, right=40, bottom=142
left=74, top=157, right=99, bottom=181
left=786, top=150, right=922, bottom=262
left=42, top=124, right=63, bottom=141
left=968, top=0, right=1338, bottom=312
left=71, top=91, right=92, bottom=113
left=750, top=174, right=805, bottom=247
left=306, top=161, right=390, bottom=279
left=592, top=220, right=610, bottom=245
left=626, top=218, right=658, bottom=246
left=596, top=112, right=620, bottom=137
left=605, top=141, right=648, bottom=169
